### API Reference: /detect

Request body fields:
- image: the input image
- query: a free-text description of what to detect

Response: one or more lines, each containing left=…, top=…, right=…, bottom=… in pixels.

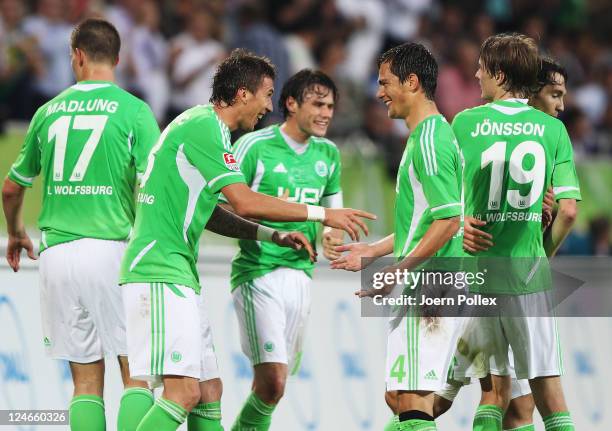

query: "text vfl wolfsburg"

left=47, top=185, right=113, bottom=196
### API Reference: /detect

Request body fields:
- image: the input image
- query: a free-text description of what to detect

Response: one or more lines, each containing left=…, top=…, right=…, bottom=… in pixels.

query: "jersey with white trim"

left=453, top=100, right=581, bottom=294
left=226, top=125, right=342, bottom=289
left=453, top=99, right=581, bottom=258
left=119, top=105, right=246, bottom=293
left=8, top=80, right=159, bottom=251
left=393, top=115, right=463, bottom=259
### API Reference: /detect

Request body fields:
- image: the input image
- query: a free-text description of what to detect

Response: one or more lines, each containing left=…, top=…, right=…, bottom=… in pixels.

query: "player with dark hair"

left=218, top=68, right=343, bottom=431
left=3, top=18, right=160, bottom=431
left=118, top=50, right=375, bottom=431
left=332, top=42, right=464, bottom=431
left=450, top=34, right=580, bottom=431
left=530, top=58, right=568, bottom=117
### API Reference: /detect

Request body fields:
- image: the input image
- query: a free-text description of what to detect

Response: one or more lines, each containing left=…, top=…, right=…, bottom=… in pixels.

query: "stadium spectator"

left=167, top=6, right=225, bottom=121
left=589, top=216, right=612, bottom=255
left=22, top=0, right=73, bottom=111
left=436, top=38, right=482, bottom=121
left=0, top=0, right=41, bottom=124
left=129, top=0, right=169, bottom=122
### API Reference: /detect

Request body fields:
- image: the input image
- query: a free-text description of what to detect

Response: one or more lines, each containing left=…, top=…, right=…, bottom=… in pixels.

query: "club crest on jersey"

left=315, top=160, right=328, bottom=177
left=223, top=153, right=240, bottom=171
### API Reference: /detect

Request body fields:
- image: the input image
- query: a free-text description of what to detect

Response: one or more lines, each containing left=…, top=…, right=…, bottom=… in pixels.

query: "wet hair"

left=70, top=18, right=120, bottom=65
left=210, top=48, right=276, bottom=106
left=479, top=33, right=540, bottom=97
left=279, top=69, right=338, bottom=119
left=535, top=57, right=568, bottom=93
left=377, top=43, right=438, bottom=100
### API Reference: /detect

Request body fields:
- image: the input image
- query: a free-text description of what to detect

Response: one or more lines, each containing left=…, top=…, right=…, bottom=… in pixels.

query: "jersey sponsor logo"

left=277, top=187, right=323, bottom=205
left=273, top=162, right=288, bottom=173
left=223, top=153, right=240, bottom=171
left=315, top=160, right=328, bottom=177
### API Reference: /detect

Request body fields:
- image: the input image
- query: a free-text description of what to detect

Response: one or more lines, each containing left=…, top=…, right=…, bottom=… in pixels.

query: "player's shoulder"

left=310, top=135, right=340, bottom=157
left=233, top=125, right=277, bottom=157
left=452, top=103, right=491, bottom=125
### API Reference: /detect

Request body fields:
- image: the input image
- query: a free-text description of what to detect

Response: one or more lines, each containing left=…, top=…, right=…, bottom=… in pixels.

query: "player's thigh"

left=232, top=275, right=287, bottom=366
left=39, top=240, right=103, bottom=362
left=78, top=239, right=128, bottom=356
left=385, top=314, right=459, bottom=392
left=279, top=268, right=311, bottom=374
left=123, top=282, right=202, bottom=386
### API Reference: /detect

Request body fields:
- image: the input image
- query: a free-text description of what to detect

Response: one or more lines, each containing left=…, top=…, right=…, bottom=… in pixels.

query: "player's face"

left=240, top=76, right=274, bottom=131
left=376, top=61, right=410, bottom=119
left=293, top=85, right=335, bottom=138
left=476, top=58, right=497, bottom=101
left=530, top=73, right=567, bottom=117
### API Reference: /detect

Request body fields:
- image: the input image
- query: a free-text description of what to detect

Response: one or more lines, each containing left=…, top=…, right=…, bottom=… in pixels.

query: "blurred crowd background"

left=0, top=0, right=611, bottom=254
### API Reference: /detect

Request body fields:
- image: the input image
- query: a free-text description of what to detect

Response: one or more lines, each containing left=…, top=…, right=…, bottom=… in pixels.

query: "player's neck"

left=213, top=104, right=240, bottom=131
left=404, top=99, right=440, bottom=131
left=76, top=65, right=115, bottom=83
left=280, top=121, right=309, bottom=144
left=491, top=87, right=526, bottom=102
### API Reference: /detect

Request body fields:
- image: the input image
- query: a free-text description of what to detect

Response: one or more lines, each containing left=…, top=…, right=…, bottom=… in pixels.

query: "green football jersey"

left=8, top=80, right=159, bottom=251
left=453, top=99, right=581, bottom=294
left=119, top=105, right=246, bottom=293
left=394, top=115, right=463, bottom=259
left=227, top=125, right=342, bottom=289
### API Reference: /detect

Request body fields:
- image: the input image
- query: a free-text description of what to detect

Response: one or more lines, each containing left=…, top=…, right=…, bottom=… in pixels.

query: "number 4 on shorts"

left=390, top=354, right=406, bottom=383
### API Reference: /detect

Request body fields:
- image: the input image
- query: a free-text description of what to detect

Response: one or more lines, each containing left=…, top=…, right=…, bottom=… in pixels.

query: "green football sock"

left=383, top=415, right=399, bottom=431
left=136, top=398, right=188, bottom=431
left=473, top=405, right=503, bottom=431
left=398, top=419, right=437, bottom=431
left=188, top=401, right=223, bottom=430
left=70, top=394, right=106, bottom=431
left=543, top=412, right=575, bottom=431
left=504, top=424, right=535, bottom=431
left=231, top=392, right=276, bottom=431
left=118, top=387, right=154, bottom=431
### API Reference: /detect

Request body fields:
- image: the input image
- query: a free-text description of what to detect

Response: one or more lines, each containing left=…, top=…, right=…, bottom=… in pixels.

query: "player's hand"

left=355, top=264, right=397, bottom=298
left=6, top=232, right=37, bottom=272
left=322, top=228, right=343, bottom=260
left=323, top=208, right=376, bottom=241
left=542, top=186, right=555, bottom=230
left=272, top=231, right=317, bottom=263
left=330, top=242, right=376, bottom=271
left=463, top=216, right=493, bottom=253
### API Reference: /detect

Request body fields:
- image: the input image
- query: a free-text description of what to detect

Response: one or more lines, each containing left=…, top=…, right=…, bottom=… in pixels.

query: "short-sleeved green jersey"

left=226, top=125, right=342, bottom=289
left=394, top=115, right=463, bottom=259
left=119, top=105, right=246, bottom=293
left=8, top=81, right=159, bottom=251
left=454, top=100, right=581, bottom=294
left=454, top=99, right=581, bottom=258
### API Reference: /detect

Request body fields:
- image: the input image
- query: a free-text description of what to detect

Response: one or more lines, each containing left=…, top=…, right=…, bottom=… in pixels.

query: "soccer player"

left=331, top=43, right=464, bottom=431
left=118, top=49, right=375, bottom=431
left=450, top=34, right=580, bottom=431
left=2, top=19, right=160, bottom=431
left=221, top=69, right=344, bottom=431
left=435, top=57, right=572, bottom=431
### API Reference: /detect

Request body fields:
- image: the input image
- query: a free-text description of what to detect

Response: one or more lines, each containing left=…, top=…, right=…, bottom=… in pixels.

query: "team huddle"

left=2, top=16, right=580, bottom=431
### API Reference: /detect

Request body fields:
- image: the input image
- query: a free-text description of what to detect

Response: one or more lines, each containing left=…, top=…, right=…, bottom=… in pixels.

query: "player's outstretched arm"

left=221, top=182, right=376, bottom=241
left=2, top=178, right=36, bottom=272
left=330, top=234, right=395, bottom=272
left=205, top=205, right=316, bottom=261
left=544, top=198, right=577, bottom=257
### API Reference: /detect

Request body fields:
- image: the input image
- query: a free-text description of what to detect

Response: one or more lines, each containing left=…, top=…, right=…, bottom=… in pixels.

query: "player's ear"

left=407, top=73, right=419, bottom=93
left=236, top=87, right=249, bottom=105
left=285, top=96, right=298, bottom=116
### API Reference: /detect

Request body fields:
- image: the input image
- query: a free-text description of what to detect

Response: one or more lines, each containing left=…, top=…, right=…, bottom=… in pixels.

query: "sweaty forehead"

left=257, top=76, right=275, bottom=92
left=378, top=62, right=396, bottom=81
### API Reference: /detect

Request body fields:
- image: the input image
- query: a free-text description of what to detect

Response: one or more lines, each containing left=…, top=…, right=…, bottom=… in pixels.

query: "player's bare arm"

left=356, top=217, right=459, bottom=297
left=544, top=198, right=577, bottom=257
left=221, top=182, right=376, bottom=241
left=2, top=178, right=36, bottom=272
left=330, top=233, right=395, bottom=271
left=205, top=205, right=316, bottom=261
